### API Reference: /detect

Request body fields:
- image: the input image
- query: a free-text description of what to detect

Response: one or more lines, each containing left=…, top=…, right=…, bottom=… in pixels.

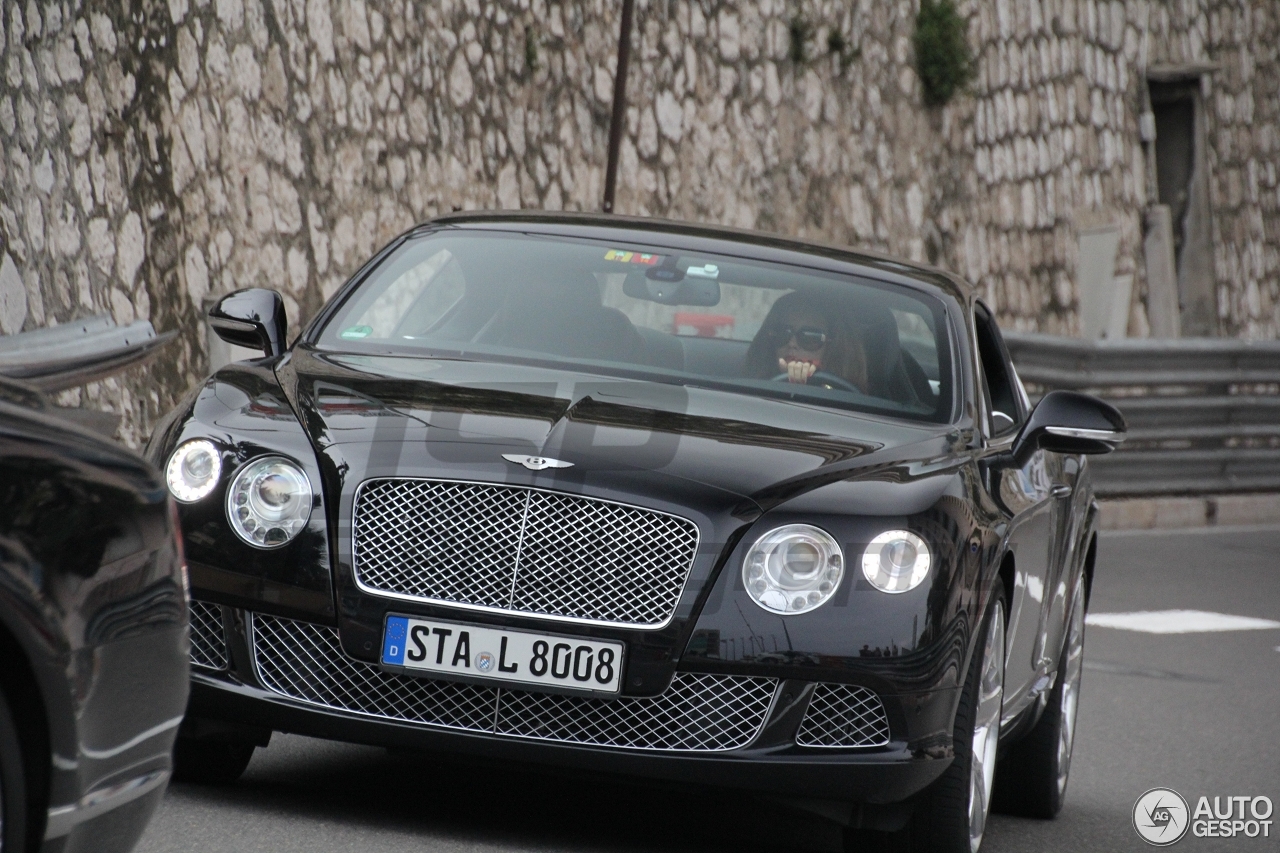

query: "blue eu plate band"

left=382, top=615, right=408, bottom=674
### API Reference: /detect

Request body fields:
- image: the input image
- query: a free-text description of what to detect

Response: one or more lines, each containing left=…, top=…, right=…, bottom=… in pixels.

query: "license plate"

left=380, top=615, right=624, bottom=695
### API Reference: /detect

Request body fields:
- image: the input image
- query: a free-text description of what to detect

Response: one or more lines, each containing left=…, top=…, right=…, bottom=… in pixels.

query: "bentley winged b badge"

left=502, top=453, right=574, bottom=471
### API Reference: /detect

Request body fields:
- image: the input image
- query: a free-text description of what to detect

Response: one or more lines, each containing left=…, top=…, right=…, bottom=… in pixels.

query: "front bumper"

left=187, top=601, right=954, bottom=804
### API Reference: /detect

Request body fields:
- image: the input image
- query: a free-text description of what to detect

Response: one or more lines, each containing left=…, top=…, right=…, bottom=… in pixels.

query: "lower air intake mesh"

left=795, top=682, right=892, bottom=747
left=251, top=613, right=776, bottom=752
left=188, top=599, right=229, bottom=671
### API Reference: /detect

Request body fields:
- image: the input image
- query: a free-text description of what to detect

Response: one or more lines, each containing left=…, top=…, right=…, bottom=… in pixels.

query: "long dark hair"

left=745, top=291, right=868, bottom=389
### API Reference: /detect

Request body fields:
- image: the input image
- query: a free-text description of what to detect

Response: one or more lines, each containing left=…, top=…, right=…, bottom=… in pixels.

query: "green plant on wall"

left=827, top=29, right=861, bottom=70
left=914, top=0, right=974, bottom=106
left=788, top=15, right=813, bottom=62
left=524, top=25, right=539, bottom=74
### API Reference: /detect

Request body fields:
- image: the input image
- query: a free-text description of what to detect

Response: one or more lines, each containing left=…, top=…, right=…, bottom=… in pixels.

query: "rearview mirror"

left=622, top=269, right=721, bottom=306
left=208, top=289, right=288, bottom=357
left=1011, top=390, right=1126, bottom=464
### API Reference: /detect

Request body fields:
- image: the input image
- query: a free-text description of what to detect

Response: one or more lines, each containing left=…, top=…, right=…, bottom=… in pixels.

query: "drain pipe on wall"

left=602, top=0, right=636, bottom=213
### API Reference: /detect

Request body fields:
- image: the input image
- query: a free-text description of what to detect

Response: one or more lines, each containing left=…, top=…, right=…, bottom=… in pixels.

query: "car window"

left=317, top=231, right=957, bottom=424
left=337, top=248, right=465, bottom=340
left=973, top=303, right=1024, bottom=436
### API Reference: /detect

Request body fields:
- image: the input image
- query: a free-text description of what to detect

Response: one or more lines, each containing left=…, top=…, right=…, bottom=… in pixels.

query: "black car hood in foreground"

left=278, top=345, right=961, bottom=517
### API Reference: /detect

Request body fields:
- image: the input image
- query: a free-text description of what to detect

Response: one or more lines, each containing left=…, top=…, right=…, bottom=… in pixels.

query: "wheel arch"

left=1080, top=500, right=1101, bottom=608
left=1081, top=531, right=1098, bottom=609
left=997, top=550, right=1016, bottom=624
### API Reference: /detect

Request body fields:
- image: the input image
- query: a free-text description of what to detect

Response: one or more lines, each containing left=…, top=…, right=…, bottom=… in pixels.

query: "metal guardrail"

left=0, top=316, right=177, bottom=393
left=1004, top=332, right=1280, bottom=497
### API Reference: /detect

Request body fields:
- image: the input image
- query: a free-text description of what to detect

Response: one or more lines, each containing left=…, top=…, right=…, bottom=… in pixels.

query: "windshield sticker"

left=339, top=325, right=374, bottom=340
left=685, top=264, right=719, bottom=279
left=604, top=249, right=661, bottom=265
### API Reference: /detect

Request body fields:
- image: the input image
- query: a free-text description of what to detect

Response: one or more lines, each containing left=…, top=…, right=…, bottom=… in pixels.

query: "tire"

left=992, top=567, right=1087, bottom=818
left=172, top=736, right=257, bottom=785
left=845, top=590, right=1007, bottom=853
left=0, top=688, right=29, bottom=853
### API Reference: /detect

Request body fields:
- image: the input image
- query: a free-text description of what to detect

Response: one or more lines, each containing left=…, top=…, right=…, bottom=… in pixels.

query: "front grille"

left=251, top=613, right=776, bottom=752
left=252, top=612, right=498, bottom=732
left=188, top=599, right=228, bottom=670
left=353, top=479, right=700, bottom=627
left=795, top=683, right=892, bottom=748
left=494, top=673, right=775, bottom=750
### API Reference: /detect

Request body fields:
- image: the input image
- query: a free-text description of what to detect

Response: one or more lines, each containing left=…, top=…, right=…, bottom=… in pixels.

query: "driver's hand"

left=778, top=358, right=817, bottom=384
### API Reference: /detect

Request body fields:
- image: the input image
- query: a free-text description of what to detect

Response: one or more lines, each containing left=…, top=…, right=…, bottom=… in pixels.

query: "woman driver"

left=745, top=292, right=869, bottom=392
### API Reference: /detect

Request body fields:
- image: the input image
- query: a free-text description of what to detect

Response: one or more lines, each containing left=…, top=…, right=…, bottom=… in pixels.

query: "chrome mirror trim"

left=1044, top=426, right=1126, bottom=443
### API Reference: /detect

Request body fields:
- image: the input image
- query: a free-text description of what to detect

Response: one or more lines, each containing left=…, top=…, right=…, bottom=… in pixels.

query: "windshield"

left=315, top=230, right=955, bottom=423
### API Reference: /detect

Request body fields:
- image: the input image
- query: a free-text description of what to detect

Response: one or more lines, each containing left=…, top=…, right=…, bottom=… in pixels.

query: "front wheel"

left=993, top=568, right=1087, bottom=818
left=845, top=590, right=1006, bottom=853
left=172, top=736, right=257, bottom=785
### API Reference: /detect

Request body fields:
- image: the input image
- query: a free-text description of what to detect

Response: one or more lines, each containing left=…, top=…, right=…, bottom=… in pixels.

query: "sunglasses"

left=768, top=325, right=829, bottom=351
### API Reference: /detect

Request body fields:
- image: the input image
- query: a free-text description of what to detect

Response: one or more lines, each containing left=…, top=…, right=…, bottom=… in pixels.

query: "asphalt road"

left=136, top=526, right=1280, bottom=853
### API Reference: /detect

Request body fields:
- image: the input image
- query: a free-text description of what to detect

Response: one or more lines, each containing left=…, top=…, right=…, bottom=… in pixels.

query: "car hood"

left=278, top=346, right=958, bottom=516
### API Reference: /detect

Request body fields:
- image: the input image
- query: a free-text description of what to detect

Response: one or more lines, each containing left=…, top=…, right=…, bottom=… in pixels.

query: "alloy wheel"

left=969, top=603, right=1005, bottom=852
left=1056, top=581, right=1086, bottom=797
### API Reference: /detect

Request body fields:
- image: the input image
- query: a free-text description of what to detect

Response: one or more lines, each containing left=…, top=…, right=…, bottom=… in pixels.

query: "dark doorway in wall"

left=1148, top=76, right=1216, bottom=335
left=1151, top=88, right=1194, bottom=260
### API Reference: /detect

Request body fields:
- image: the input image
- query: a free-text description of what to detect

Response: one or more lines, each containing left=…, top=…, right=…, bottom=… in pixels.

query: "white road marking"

left=1085, top=610, right=1280, bottom=634
left=1102, top=523, right=1280, bottom=537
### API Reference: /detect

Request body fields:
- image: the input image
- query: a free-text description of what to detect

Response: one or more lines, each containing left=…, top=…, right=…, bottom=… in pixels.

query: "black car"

left=0, top=378, right=189, bottom=853
left=151, top=213, right=1124, bottom=852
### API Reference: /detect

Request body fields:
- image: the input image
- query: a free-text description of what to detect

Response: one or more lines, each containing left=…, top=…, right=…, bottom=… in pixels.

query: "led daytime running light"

left=165, top=440, right=222, bottom=503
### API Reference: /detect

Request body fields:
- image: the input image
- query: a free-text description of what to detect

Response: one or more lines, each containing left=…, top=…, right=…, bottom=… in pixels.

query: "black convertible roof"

left=421, top=210, right=974, bottom=303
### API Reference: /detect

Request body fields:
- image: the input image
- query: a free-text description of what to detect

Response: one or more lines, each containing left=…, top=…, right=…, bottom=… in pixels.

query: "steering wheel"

left=770, top=370, right=861, bottom=393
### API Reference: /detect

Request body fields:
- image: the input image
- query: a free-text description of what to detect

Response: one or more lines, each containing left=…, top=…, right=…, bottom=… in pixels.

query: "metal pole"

left=602, top=0, right=635, bottom=213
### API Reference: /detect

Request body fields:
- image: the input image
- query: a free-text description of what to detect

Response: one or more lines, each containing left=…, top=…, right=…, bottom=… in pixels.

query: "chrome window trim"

left=350, top=476, right=702, bottom=631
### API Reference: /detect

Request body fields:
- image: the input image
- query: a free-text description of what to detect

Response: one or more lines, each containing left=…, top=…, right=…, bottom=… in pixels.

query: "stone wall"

left=0, top=0, right=1276, bottom=447
left=1, top=0, right=621, bottom=445
left=0, top=0, right=189, bottom=446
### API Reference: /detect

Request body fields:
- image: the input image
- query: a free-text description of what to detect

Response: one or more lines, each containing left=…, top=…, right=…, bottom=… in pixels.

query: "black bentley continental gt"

left=150, top=213, right=1124, bottom=852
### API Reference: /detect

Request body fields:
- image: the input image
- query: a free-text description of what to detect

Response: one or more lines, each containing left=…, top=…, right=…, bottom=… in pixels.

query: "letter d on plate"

left=383, top=616, right=408, bottom=665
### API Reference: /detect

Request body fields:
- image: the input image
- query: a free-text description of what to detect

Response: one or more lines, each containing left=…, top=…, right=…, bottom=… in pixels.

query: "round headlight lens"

left=743, top=524, right=844, bottom=615
left=165, top=440, right=222, bottom=503
left=862, top=530, right=931, bottom=593
left=226, top=457, right=312, bottom=548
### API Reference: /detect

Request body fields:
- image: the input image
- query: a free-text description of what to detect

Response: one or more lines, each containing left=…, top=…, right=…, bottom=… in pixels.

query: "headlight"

left=862, top=530, right=931, bottom=593
left=743, top=524, right=844, bottom=615
left=226, top=457, right=313, bottom=548
left=165, top=440, right=222, bottom=503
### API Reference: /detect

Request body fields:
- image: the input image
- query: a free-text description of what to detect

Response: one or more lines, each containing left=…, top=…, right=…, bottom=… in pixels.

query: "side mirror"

left=208, top=289, right=288, bottom=357
left=1011, top=389, right=1126, bottom=465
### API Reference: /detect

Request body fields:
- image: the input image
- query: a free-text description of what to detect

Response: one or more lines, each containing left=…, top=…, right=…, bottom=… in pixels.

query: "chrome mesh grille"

left=353, top=479, right=700, bottom=626
left=251, top=614, right=775, bottom=752
left=353, top=480, right=525, bottom=609
left=188, top=600, right=228, bottom=670
left=495, top=672, right=776, bottom=750
left=252, top=614, right=498, bottom=732
left=795, top=683, right=892, bottom=748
